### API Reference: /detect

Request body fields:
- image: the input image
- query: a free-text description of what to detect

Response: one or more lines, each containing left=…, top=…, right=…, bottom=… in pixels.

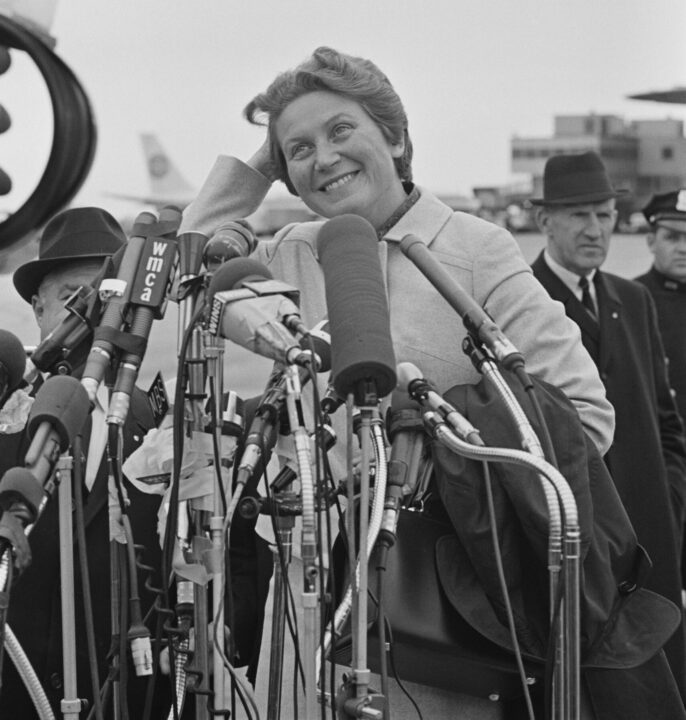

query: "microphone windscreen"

left=317, top=214, right=396, bottom=402
left=205, top=220, right=257, bottom=270
left=206, top=257, right=273, bottom=303
left=27, top=375, right=90, bottom=451
left=0, top=330, right=27, bottom=394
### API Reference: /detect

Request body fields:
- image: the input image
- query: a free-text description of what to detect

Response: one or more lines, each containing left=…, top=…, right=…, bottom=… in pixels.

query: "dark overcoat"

left=532, top=251, right=686, bottom=695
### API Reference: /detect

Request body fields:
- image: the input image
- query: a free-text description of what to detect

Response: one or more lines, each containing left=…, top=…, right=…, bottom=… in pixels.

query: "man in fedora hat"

left=531, top=152, right=686, bottom=698
left=0, top=207, right=185, bottom=717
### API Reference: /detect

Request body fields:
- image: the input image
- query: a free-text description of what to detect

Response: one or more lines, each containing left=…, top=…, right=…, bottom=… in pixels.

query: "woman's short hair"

left=244, top=46, right=413, bottom=195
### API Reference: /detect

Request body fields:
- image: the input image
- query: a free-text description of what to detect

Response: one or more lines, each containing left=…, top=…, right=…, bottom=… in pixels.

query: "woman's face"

left=274, top=90, right=407, bottom=227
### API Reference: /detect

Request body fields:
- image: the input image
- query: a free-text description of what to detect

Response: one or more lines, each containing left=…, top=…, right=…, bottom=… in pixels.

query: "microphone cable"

left=0, top=15, right=96, bottom=247
left=480, top=458, right=537, bottom=720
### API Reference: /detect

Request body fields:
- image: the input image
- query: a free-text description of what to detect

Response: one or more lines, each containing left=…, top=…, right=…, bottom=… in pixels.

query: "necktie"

left=578, top=276, right=597, bottom=318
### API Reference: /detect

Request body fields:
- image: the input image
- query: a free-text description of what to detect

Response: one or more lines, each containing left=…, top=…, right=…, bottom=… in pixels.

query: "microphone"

left=81, top=210, right=157, bottom=403
left=386, top=390, right=425, bottom=494
left=397, top=361, right=482, bottom=445
left=378, top=390, right=426, bottom=542
left=399, top=234, right=525, bottom=371
left=107, top=207, right=180, bottom=424
left=207, top=258, right=320, bottom=369
left=206, top=256, right=276, bottom=306
left=317, top=214, right=396, bottom=406
left=235, top=325, right=332, bottom=493
left=0, top=330, right=27, bottom=405
left=0, top=376, right=90, bottom=534
left=28, top=282, right=106, bottom=378
left=204, top=220, right=257, bottom=271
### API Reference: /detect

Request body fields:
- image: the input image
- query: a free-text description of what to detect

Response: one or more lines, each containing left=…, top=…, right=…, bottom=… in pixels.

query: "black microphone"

left=204, top=220, right=257, bottom=270
left=399, top=234, right=525, bottom=372
left=317, top=214, right=396, bottom=406
left=235, top=324, right=332, bottom=493
left=378, top=390, right=426, bottom=542
left=107, top=207, right=180, bottom=424
left=207, top=258, right=321, bottom=369
left=29, top=286, right=94, bottom=376
left=0, top=330, right=26, bottom=405
left=0, top=376, right=89, bottom=520
left=81, top=210, right=157, bottom=403
left=206, top=256, right=275, bottom=305
left=0, top=375, right=89, bottom=565
left=386, top=390, right=425, bottom=495
left=397, top=361, right=482, bottom=444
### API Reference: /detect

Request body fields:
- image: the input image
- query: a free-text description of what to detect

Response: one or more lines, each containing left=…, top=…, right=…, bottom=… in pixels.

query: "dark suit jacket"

left=532, top=251, right=686, bottom=695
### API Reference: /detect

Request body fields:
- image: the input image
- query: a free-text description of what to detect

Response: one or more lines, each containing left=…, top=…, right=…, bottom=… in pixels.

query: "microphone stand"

left=282, top=363, right=320, bottom=720
left=54, top=453, right=81, bottom=720
left=237, top=491, right=299, bottom=720
left=344, top=403, right=387, bottom=720
left=316, top=394, right=387, bottom=720
left=204, top=330, right=228, bottom=715
left=176, top=290, right=211, bottom=720
left=0, top=452, right=83, bottom=720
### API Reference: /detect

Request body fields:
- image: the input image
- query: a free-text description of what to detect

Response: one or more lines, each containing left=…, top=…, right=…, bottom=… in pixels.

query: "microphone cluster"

left=0, top=204, right=540, bottom=718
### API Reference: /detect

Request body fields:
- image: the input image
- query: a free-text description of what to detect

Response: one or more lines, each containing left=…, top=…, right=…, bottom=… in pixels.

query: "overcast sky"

left=2, top=0, right=686, bottom=221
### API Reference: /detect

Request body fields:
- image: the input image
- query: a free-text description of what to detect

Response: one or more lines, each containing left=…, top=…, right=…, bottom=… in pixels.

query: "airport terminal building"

left=511, top=113, right=686, bottom=219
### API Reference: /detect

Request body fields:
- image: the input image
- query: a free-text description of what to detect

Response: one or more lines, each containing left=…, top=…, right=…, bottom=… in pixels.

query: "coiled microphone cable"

left=0, top=14, right=96, bottom=247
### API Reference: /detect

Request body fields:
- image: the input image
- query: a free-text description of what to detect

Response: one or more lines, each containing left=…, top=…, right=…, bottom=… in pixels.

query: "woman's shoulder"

left=435, top=208, right=522, bottom=266
left=253, top=219, right=325, bottom=264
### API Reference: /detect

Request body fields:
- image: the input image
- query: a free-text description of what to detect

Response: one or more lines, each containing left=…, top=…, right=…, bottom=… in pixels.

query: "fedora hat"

left=529, top=151, right=629, bottom=206
left=13, top=207, right=126, bottom=303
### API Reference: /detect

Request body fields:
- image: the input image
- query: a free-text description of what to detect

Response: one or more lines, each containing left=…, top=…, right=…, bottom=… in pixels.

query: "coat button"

left=50, top=672, right=63, bottom=689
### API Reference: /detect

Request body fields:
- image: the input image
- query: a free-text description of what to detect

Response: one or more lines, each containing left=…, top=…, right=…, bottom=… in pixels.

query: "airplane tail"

left=141, top=133, right=195, bottom=200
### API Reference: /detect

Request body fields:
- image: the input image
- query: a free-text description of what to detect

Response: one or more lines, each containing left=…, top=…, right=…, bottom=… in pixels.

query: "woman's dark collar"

left=375, top=183, right=420, bottom=240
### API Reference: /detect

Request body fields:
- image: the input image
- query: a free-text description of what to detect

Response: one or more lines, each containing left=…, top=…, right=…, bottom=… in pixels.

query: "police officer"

left=636, top=190, right=686, bottom=599
left=635, top=190, right=686, bottom=427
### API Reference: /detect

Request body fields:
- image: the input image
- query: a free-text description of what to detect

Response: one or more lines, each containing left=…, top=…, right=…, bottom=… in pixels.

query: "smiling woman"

left=270, top=92, right=407, bottom=226
left=178, top=46, right=685, bottom=720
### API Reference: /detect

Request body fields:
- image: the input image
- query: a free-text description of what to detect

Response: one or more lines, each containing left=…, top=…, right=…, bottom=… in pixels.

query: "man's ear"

left=534, top=206, right=550, bottom=235
left=31, top=294, right=43, bottom=325
left=646, top=232, right=656, bottom=256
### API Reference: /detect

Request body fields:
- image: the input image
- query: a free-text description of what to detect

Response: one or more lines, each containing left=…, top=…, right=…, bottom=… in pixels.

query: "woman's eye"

left=290, top=143, right=311, bottom=160
left=332, top=123, right=352, bottom=138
